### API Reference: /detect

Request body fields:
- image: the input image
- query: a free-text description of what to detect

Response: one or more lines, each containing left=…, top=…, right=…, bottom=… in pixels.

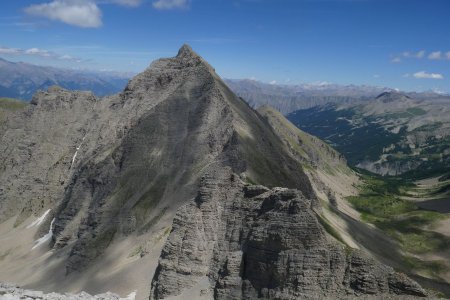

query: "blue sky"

left=0, top=0, right=449, bottom=93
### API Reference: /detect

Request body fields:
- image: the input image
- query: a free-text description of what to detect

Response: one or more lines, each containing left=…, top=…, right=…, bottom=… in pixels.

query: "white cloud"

left=415, top=50, right=425, bottom=58
left=373, top=74, right=380, bottom=78
left=413, top=71, right=444, bottom=80
left=392, top=49, right=450, bottom=62
left=153, top=0, right=189, bottom=10
left=25, top=48, right=52, bottom=57
left=428, top=51, right=442, bottom=60
left=392, top=50, right=426, bottom=63
left=112, top=0, right=141, bottom=6
left=402, top=50, right=425, bottom=59
left=0, top=47, right=21, bottom=55
left=24, top=0, right=102, bottom=28
left=0, top=46, right=81, bottom=62
left=269, top=80, right=277, bottom=85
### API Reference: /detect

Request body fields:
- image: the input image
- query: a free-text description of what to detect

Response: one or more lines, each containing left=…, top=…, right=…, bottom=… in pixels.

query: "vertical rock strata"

left=151, top=172, right=427, bottom=299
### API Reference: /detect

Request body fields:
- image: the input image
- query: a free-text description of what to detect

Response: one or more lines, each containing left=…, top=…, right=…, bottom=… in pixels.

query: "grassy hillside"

left=348, top=172, right=450, bottom=282
left=0, top=97, right=27, bottom=124
left=258, top=105, right=351, bottom=174
left=0, top=97, right=27, bottom=110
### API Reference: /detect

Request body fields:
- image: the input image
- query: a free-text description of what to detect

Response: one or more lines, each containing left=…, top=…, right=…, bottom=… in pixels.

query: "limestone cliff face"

left=150, top=172, right=427, bottom=299
left=0, top=45, right=312, bottom=274
left=0, top=88, right=98, bottom=226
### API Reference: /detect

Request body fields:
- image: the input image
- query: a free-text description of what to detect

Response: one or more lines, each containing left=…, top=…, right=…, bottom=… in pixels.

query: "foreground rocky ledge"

left=0, top=283, right=135, bottom=300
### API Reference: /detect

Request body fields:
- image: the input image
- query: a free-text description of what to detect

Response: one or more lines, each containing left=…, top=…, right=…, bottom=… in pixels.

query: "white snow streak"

left=32, top=218, right=55, bottom=250
left=71, top=147, right=79, bottom=168
left=120, top=291, right=137, bottom=300
left=26, top=209, right=51, bottom=229
left=70, top=136, right=86, bottom=169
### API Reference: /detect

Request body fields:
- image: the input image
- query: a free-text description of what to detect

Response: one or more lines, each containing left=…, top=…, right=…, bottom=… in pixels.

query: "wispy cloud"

left=428, top=51, right=442, bottom=60
left=153, top=0, right=189, bottom=10
left=413, top=71, right=444, bottom=80
left=183, top=38, right=242, bottom=44
left=24, top=0, right=102, bottom=28
left=111, top=0, right=141, bottom=6
left=406, top=50, right=425, bottom=59
left=391, top=50, right=425, bottom=63
left=22, top=0, right=190, bottom=28
left=0, top=46, right=82, bottom=62
left=393, top=50, right=450, bottom=62
left=427, top=50, right=450, bottom=61
left=0, top=18, right=49, bottom=33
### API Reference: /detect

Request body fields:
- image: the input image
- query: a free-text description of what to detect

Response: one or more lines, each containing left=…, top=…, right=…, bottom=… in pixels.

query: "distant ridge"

left=0, top=57, right=131, bottom=99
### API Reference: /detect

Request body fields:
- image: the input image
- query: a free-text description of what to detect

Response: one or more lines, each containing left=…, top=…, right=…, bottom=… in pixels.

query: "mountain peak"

left=375, top=91, right=411, bottom=103
left=176, top=43, right=198, bottom=59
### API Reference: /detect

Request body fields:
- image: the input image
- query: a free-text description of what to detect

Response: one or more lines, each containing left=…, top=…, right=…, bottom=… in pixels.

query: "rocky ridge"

left=0, top=57, right=129, bottom=100
left=150, top=171, right=427, bottom=299
left=0, top=45, right=311, bottom=283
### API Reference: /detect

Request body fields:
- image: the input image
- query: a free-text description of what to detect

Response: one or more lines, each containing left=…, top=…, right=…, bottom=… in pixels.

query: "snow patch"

left=26, top=209, right=51, bottom=229
left=32, top=218, right=55, bottom=250
left=71, top=144, right=82, bottom=168
left=71, top=136, right=87, bottom=169
left=120, top=291, right=137, bottom=300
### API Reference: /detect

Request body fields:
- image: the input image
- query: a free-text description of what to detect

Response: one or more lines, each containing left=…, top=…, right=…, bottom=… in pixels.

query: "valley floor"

left=345, top=172, right=450, bottom=297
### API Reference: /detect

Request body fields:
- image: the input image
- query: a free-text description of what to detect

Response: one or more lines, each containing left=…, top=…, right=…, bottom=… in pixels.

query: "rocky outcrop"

left=150, top=171, right=427, bottom=299
left=0, top=283, right=135, bottom=300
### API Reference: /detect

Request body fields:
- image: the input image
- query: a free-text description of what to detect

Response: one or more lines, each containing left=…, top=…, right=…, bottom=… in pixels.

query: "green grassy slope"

left=348, top=173, right=450, bottom=281
left=0, top=97, right=27, bottom=124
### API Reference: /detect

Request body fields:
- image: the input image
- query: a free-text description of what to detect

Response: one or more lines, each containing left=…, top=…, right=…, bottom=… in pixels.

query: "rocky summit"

left=0, top=45, right=428, bottom=299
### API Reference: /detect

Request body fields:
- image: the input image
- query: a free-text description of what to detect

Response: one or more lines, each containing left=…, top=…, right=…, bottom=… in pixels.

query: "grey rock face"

left=150, top=172, right=427, bottom=299
left=0, top=45, right=312, bottom=274
left=0, top=88, right=99, bottom=226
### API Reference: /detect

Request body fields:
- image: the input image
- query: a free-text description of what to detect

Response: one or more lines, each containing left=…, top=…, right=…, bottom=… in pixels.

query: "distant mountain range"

left=0, top=57, right=131, bottom=100
left=3, top=57, right=448, bottom=112
left=288, top=91, right=450, bottom=177
left=226, top=79, right=449, bottom=115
